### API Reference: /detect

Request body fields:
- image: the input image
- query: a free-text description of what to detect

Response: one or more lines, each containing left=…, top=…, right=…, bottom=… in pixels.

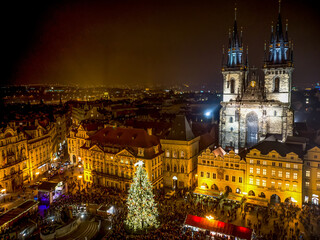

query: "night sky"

left=2, top=0, right=320, bottom=89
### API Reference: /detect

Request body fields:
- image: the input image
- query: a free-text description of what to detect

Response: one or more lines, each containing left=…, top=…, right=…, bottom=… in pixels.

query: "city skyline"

left=2, top=0, right=320, bottom=89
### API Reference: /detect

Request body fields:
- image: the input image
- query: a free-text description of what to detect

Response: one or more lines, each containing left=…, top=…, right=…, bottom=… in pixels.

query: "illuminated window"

left=249, top=178, right=253, bottom=185
left=271, top=181, right=275, bottom=188
left=285, top=183, right=290, bottom=190
left=278, top=171, right=282, bottom=177
left=305, top=181, right=310, bottom=187
left=286, top=163, right=290, bottom=168
left=263, top=169, right=267, bottom=175
left=166, top=150, right=170, bottom=157
left=278, top=182, right=282, bottom=189
left=293, top=173, right=298, bottom=179
left=262, top=180, right=266, bottom=187
left=249, top=167, right=253, bottom=174
left=256, top=168, right=260, bottom=174
left=306, top=171, right=310, bottom=177
left=293, top=164, right=298, bottom=169
left=317, top=183, right=320, bottom=190
left=180, top=151, right=185, bottom=158
left=249, top=159, right=254, bottom=164
left=293, top=184, right=297, bottom=191
left=272, top=170, right=276, bottom=176
left=286, top=172, right=290, bottom=178
left=256, top=179, right=260, bottom=186
left=317, top=172, right=320, bottom=179
left=263, top=161, right=267, bottom=165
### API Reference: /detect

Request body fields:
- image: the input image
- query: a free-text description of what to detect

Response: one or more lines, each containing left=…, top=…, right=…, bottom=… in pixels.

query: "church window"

left=235, top=110, right=239, bottom=121
left=274, top=77, right=280, bottom=92
left=230, top=79, right=235, bottom=93
left=229, top=117, right=233, bottom=123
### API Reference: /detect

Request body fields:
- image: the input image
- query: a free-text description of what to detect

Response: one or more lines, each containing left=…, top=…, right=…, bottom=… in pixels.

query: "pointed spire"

left=234, top=4, right=237, bottom=21
left=278, top=0, right=281, bottom=13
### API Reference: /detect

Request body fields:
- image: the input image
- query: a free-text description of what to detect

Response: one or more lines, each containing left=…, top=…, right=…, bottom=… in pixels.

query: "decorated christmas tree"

left=125, top=161, right=159, bottom=233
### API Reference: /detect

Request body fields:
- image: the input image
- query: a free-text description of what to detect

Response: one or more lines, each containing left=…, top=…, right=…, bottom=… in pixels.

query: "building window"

left=229, top=117, right=233, bottom=123
left=257, top=160, right=260, bottom=165
left=293, top=173, right=298, bottom=180
left=306, top=171, right=310, bottom=177
left=225, top=175, right=229, bottom=181
left=263, top=169, right=267, bottom=175
left=166, top=150, right=170, bottom=157
left=249, top=159, right=254, bottom=164
left=278, top=182, right=282, bottom=189
left=306, top=181, right=310, bottom=187
left=286, top=172, right=290, bottom=178
left=256, top=179, right=260, bottom=186
left=279, top=163, right=282, bottom=167
left=262, top=179, right=266, bottom=187
left=278, top=171, right=282, bottom=177
left=272, top=162, right=275, bottom=166
left=293, top=164, right=298, bottom=169
left=317, top=172, right=320, bottom=179
left=272, top=170, right=276, bottom=177
left=274, top=77, right=280, bottom=92
left=249, top=178, right=253, bottom=184
left=172, top=151, right=177, bottom=158
left=230, top=79, right=235, bottom=94
left=180, top=151, right=185, bottom=158
left=181, top=165, right=184, bottom=173
left=167, top=164, right=170, bottom=171
left=207, top=172, right=210, bottom=178
left=271, top=181, right=275, bottom=188
left=201, top=172, right=204, bottom=177
left=212, top=173, right=216, bottom=179
left=249, top=167, right=253, bottom=174
left=293, top=184, right=297, bottom=191
left=256, top=168, right=260, bottom=174
left=239, top=177, right=242, bottom=183
left=286, top=163, right=290, bottom=168
left=274, top=111, right=277, bottom=117
left=317, top=183, right=320, bottom=191
left=285, top=183, right=290, bottom=190
left=307, top=162, right=310, bottom=166
left=263, top=161, right=267, bottom=165
left=174, top=165, right=177, bottom=172
left=232, top=176, right=236, bottom=182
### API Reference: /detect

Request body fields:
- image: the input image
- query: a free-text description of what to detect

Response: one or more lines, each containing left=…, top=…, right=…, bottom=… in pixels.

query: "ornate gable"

left=117, top=149, right=135, bottom=158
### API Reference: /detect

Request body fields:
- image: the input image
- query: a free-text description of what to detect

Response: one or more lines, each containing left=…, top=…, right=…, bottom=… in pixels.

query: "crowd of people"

left=36, top=170, right=320, bottom=240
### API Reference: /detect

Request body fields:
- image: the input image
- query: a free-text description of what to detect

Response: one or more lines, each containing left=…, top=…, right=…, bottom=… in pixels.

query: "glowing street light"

left=78, top=175, right=83, bottom=179
left=206, top=215, right=214, bottom=220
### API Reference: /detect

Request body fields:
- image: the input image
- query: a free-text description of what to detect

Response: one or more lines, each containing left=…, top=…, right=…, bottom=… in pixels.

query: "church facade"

left=219, top=6, right=294, bottom=150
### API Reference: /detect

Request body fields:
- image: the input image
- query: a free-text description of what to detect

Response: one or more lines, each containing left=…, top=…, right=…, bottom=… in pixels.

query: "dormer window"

left=138, top=148, right=144, bottom=157
left=166, top=150, right=170, bottom=158
left=180, top=151, right=185, bottom=158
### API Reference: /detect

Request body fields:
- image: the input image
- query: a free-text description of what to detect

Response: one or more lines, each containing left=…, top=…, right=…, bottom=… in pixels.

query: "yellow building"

left=303, top=146, right=320, bottom=205
left=161, top=116, right=200, bottom=190
left=244, top=140, right=303, bottom=207
left=78, top=127, right=163, bottom=190
left=196, top=148, right=246, bottom=201
left=196, top=138, right=305, bottom=207
left=0, top=127, right=28, bottom=192
left=24, top=119, right=58, bottom=180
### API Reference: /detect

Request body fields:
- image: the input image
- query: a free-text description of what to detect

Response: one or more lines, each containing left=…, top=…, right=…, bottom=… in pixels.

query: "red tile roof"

left=89, top=127, right=160, bottom=149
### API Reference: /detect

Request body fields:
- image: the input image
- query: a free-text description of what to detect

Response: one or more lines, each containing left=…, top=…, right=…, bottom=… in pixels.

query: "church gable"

left=116, top=149, right=135, bottom=158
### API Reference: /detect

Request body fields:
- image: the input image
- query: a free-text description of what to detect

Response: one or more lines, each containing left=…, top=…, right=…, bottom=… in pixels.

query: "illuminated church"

left=219, top=3, right=294, bottom=149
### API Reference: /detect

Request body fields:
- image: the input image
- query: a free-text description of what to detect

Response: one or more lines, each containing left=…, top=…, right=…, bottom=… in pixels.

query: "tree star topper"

left=134, top=160, right=144, bottom=167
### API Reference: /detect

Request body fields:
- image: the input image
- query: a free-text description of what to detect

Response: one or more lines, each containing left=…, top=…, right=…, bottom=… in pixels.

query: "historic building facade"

left=0, top=127, right=28, bottom=192
left=219, top=6, right=294, bottom=149
left=197, top=138, right=304, bottom=207
left=161, top=115, right=200, bottom=190
left=303, top=146, right=320, bottom=205
left=77, top=127, right=163, bottom=190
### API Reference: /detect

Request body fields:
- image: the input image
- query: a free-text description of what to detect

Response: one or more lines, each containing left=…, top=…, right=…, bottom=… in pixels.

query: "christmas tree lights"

left=125, top=160, right=159, bottom=233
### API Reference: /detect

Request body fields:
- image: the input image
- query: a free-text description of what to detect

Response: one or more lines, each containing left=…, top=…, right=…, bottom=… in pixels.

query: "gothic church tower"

left=219, top=2, right=294, bottom=150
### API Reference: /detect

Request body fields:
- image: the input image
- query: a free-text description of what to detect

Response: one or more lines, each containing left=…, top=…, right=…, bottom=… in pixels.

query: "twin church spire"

left=223, top=0, right=293, bottom=69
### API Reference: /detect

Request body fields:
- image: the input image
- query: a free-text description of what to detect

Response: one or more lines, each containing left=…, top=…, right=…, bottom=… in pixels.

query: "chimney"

left=147, top=128, right=152, bottom=135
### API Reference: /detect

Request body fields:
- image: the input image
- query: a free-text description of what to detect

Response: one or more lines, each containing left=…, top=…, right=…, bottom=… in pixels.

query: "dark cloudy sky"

left=2, top=0, right=320, bottom=89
